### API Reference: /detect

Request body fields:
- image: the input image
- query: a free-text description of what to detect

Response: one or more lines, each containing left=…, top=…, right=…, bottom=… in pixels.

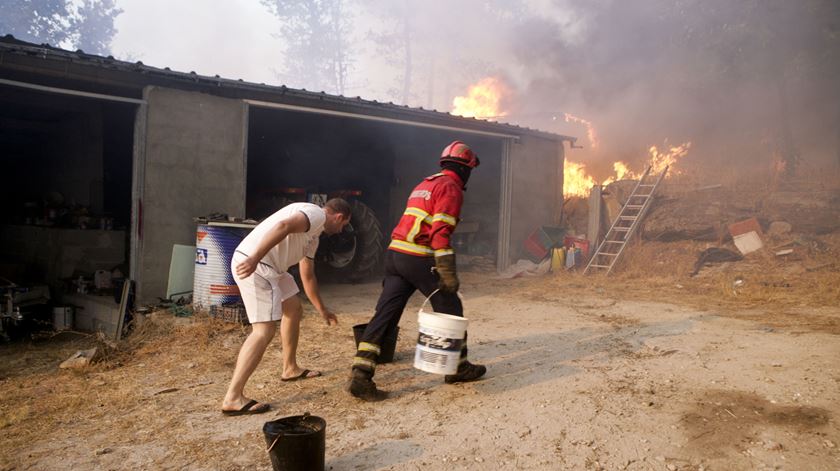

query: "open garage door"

left=245, top=101, right=510, bottom=281
left=0, top=81, right=139, bottom=338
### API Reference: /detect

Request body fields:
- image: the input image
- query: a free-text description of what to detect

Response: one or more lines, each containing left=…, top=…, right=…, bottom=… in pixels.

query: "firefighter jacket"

left=388, top=169, right=464, bottom=258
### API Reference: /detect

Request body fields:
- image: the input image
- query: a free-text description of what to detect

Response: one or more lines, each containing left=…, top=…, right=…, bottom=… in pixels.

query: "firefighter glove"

left=435, top=254, right=460, bottom=293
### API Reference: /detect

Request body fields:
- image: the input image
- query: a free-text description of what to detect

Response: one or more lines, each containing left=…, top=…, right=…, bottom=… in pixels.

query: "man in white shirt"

left=221, top=198, right=351, bottom=416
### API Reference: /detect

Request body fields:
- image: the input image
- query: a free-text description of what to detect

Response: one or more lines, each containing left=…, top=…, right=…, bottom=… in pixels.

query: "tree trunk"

left=400, top=6, right=412, bottom=105
left=775, top=75, right=799, bottom=178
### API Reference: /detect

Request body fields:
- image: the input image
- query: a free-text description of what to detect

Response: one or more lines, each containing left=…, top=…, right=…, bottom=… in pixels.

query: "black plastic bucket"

left=352, top=323, right=399, bottom=363
left=263, top=414, right=326, bottom=471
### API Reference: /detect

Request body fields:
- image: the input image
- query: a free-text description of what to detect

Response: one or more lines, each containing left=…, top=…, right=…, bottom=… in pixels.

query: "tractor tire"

left=316, top=200, right=384, bottom=283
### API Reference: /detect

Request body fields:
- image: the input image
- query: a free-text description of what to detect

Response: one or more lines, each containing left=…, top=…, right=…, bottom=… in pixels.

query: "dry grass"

left=552, top=236, right=839, bottom=307
left=0, top=310, right=256, bottom=469
left=534, top=231, right=840, bottom=334
left=0, top=302, right=377, bottom=469
left=563, top=167, right=840, bottom=312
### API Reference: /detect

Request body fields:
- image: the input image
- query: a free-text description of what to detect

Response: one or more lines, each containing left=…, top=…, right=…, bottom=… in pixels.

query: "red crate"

left=563, top=236, right=590, bottom=259
left=524, top=235, right=550, bottom=262
left=524, top=226, right=566, bottom=262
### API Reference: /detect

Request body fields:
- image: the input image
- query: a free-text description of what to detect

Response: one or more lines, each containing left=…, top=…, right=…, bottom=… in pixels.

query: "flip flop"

left=221, top=399, right=270, bottom=416
left=281, top=369, right=322, bottom=382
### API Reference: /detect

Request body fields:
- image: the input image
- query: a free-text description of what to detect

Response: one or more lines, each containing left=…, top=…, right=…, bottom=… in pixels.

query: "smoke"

left=505, top=0, right=840, bottom=178
left=106, top=0, right=839, bottom=178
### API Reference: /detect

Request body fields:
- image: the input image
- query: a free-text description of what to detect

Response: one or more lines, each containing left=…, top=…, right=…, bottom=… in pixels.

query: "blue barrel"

left=193, top=223, right=253, bottom=309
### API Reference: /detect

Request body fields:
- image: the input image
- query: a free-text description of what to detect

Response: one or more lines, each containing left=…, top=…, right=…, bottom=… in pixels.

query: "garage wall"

left=136, top=87, right=247, bottom=303
left=508, top=135, right=565, bottom=263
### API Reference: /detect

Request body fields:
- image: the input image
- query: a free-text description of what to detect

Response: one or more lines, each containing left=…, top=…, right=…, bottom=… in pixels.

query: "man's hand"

left=435, top=254, right=460, bottom=294
left=235, top=256, right=258, bottom=279
left=320, top=308, right=338, bottom=326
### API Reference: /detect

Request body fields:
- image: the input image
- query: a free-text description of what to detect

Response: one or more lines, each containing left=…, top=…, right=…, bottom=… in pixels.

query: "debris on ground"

left=690, top=248, right=743, bottom=277
left=59, top=348, right=98, bottom=369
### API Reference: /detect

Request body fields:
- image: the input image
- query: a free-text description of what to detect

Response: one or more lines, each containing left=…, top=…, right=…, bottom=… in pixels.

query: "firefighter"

left=348, top=140, right=487, bottom=401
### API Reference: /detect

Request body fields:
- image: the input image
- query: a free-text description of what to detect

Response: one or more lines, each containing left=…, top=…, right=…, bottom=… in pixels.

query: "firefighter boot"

left=444, top=360, right=487, bottom=384
left=348, top=369, right=388, bottom=402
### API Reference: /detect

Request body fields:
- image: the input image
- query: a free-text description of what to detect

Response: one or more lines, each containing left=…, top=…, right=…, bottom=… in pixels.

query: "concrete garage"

left=0, top=36, right=573, bottom=310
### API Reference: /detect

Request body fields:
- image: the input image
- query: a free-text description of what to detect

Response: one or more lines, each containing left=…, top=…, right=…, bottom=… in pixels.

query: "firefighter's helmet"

left=440, top=141, right=480, bottom=168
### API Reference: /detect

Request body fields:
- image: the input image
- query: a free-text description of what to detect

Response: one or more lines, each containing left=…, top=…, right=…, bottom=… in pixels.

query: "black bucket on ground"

left=352, top=323, right=399, bottom=363
left=263, top=413, right=326, bottom=471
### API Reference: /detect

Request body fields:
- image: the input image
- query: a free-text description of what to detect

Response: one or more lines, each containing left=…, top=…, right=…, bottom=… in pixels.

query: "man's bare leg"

left=279, top=295, right=316, bottom=379
left=222, top=321, right=276, bottom=410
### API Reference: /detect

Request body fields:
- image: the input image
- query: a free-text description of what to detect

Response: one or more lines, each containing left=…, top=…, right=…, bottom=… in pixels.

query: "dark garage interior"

left=0, top=83, right=136, bottom=338
left=245, top=105, right=504, bottom=280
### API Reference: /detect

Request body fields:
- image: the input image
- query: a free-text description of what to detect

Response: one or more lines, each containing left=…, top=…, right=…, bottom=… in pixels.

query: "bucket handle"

left=419, top=289, right=463, bottom=313
left=265, top=412, right=310, bottom=453
left=266, top=434, right=282, bottom=453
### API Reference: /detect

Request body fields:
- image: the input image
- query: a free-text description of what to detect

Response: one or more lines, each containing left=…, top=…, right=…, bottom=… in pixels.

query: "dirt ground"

left=1, top=266, right=839, bottom=471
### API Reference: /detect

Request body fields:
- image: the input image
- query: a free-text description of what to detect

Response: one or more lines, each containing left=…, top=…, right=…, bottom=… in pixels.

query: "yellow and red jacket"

left=388, top=169, right=464, bottom=257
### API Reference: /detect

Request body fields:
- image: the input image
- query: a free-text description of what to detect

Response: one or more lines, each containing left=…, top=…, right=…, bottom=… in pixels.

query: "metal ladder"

left=584, top=165, right=668, bottom=275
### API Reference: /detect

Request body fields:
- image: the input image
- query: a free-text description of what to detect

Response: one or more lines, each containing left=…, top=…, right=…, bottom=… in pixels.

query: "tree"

left=363, top=0, right=527, bottom=108
left=75, top=0, right=122, bottom=56
left=363, top=0, right=413, bottom=104
left=0, top=0, right=74, bottom=45
left=0, top=0, right=122, bottom=55
left=262, top=0, right=354, bottom=95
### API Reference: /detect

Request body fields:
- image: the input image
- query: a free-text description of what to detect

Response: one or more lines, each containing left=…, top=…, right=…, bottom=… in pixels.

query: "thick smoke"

left=506, top=0, right=840, bottom=179
left=106, top=0, right=839, bottom=180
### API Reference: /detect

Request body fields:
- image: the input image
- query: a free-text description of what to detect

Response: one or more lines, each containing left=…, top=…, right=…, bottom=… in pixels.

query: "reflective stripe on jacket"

left=388, top=169, right=464, bottom=257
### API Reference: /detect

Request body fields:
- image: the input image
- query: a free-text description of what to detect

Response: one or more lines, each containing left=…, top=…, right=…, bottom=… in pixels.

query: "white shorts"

left=231, top=251, right=300, bottom=323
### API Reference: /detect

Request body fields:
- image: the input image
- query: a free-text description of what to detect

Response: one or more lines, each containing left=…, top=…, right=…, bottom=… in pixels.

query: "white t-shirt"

left=236, top=202, right=326, bottom=273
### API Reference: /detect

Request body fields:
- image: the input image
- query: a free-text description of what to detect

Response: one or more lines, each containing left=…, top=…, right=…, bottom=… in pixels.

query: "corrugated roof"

left=0, top=35, right=575, bottom=143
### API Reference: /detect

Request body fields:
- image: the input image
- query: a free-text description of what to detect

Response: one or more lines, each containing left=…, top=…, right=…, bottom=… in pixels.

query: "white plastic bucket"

left=413, top=291, right=468, bottom=375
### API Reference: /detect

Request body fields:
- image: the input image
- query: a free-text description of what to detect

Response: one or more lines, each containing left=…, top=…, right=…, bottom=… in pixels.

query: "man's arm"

left=235, top=211, right=310, bottom=279
left=299, top=257, right=338, bottom=326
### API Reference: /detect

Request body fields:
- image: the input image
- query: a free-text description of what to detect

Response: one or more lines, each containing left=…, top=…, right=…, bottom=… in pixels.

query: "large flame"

left=563, top=160, right=597, bottom=198
left=564, top=141, right=692, bottom=197
left=451, top=77, right=509, bottom=120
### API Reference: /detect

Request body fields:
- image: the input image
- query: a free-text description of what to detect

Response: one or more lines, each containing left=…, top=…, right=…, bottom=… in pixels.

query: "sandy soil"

left=1, top=272, right=839, bottom=471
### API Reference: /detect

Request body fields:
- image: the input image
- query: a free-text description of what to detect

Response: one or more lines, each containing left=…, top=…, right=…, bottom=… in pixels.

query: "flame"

left=451, top=77, right=510, bottom=120
left=563, top=113, right=599, bottom=149
left=564, top=141, right=692, bottom=197
left=647, top=142, right=691, bottom=176
left=563, top=160, right=597, bottom=198
left=601, top=161, right=640, bottom=186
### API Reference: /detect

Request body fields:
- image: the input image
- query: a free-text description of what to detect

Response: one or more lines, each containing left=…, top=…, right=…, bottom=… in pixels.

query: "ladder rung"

left=604, top=240, right=623, bottom=244
left=598, top=252, right=620, bottom=256
left=631, top=194, right=651, bottom=198
left=589, top=264, right=611, bottom=268
left=619, top=216, right=637, bottom=220
left=626, top=205, right=644, bottom=209
left=612, top=227, right=630, bottom=232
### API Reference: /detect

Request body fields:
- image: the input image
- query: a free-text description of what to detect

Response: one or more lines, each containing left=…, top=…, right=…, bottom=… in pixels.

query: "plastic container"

left=193, top=223, right=252, bottom=309
left=550, top=247, right=566, bottom=271
left=413, top=291, right=468, bottom=375
left=263, top=414, right=326, bottom=471
left=352, top=323, right=399, bottom=363
left=52, top=306, right=73, bottom=331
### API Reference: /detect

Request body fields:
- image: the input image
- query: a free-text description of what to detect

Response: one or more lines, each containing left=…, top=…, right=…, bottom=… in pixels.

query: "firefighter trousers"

left=352, top=250, right=467, bottom=377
